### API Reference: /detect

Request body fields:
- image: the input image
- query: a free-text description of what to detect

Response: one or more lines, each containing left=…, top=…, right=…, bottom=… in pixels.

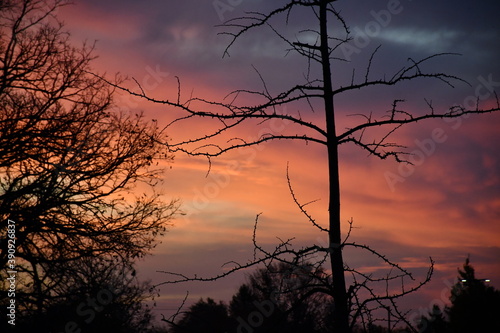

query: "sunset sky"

left=58, top=0, right=499, bottom=323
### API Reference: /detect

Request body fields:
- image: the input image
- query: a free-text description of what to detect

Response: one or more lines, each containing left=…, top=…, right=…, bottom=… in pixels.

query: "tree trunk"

left=319, top=1, right=350, bottom=332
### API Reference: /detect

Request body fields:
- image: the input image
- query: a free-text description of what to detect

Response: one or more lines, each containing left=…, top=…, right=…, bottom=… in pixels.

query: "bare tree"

left=0, top=0, right=177, bottom=319
left=105, top=1, right=499, bottom=332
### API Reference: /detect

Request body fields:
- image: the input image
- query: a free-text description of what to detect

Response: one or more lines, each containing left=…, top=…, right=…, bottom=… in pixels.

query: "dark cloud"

left=66, top=0, right=500, bottom=104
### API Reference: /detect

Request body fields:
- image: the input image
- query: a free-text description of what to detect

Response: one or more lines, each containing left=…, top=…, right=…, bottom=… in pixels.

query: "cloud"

left=377, top=27, right=459, bottom=52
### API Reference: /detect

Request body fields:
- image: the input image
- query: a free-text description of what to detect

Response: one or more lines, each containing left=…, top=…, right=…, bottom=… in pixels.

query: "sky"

left=57, top=0, right=500, bottom=326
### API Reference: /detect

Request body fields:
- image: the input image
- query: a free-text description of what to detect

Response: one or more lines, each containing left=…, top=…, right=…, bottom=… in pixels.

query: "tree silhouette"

left=417, top=305, right=448, bottom=333
left=229, top=261, right=334, bottom=333
left=417, top=258, right=500, bottom=333
left=104, top=1, right=500, bottom=332
left=0, top=0, right=177, bottom=322
left=167, top=261, right=419, bottom=332
left=446, top=258, right=500, bottom=333
left=168, top=262, right=332, bottom=333
left=169, top=298, right=233, bottom=333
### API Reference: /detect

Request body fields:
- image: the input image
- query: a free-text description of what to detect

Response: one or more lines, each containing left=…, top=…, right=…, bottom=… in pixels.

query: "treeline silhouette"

left=418, top=258, right=500, bottom=333
left=167, top=259, right=500, bottom=333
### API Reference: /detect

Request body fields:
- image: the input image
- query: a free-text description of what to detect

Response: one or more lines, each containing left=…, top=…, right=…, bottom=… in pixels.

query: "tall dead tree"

left=108, top=1, right=499, bottom=331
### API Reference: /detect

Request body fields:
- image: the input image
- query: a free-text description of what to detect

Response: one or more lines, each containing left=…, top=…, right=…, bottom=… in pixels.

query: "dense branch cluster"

left=0, top=0, right=177, bottom=322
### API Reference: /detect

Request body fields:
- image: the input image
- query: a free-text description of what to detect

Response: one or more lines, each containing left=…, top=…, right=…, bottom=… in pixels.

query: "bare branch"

left=286, top=162, right=327, bottom=232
